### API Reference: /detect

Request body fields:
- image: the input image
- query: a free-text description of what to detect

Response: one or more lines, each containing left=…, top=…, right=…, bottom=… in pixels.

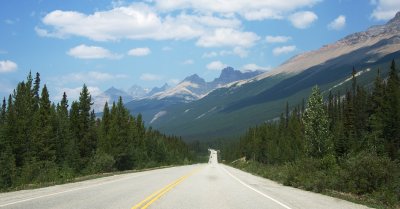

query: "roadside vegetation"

left=222, top=60, right=400, bottom=208
left=0, top=72, right=193, bottom=192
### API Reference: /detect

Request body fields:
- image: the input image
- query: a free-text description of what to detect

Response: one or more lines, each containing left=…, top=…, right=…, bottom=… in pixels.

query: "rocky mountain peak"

left=183, top=74, right=206, bottom=84
left=388, top=11, right=400, bottom=24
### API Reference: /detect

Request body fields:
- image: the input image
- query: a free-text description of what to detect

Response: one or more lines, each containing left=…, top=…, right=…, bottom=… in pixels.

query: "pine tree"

left=77, top=84, right=95, bottom=169
left=383, top=60, right=400, bottom=159
left=0, top=96, right=16, bottom=189
left=55, top=92, right=72, bottom=166
left=368, top=69, right=385, bottom=154
left=98, top=102, right=111, bottom=154
left=302, top=85, right=333, bottom=158
left=34, top=85, right=56, bottom=163
left=32, top=72, right=40, bottom=112
left=343, top=91, right=355, bottom=153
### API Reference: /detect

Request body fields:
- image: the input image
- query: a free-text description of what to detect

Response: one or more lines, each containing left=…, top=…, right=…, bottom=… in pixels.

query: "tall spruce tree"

left=383, top=60, right=400, bottom=159
left=368, top=69, right=386, bottom=154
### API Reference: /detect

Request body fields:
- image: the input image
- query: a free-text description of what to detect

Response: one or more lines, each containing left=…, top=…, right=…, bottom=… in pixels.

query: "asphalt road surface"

left=0, top=150, right=371, bottom=209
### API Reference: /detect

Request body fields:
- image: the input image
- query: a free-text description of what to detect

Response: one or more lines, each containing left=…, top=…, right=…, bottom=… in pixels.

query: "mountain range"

left=93, top=67, right=263, bottom=112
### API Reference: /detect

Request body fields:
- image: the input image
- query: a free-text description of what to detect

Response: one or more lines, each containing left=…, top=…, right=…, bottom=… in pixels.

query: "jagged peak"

left=388, top=11, right=400, bottom=24
left=183, top=74, right=206, bottom=84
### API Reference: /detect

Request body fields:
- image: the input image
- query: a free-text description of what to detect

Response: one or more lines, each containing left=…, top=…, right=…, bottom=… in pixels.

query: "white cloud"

left=241, top=64, right=271, bottom=72
left=328, top=15, right=346, bottom=30
left=140, top=73, right=163, bottom=81
left=202, top=47, right=249, bottom=58
left=0, top=60, right=18, bottom=73
left=155, top=0, right=320, bottom=21
left=36, top=5, right=240, bottom=42
left=128, top=47, right=151, bottom=56
left=196, top=28, right=260, bottom=48
left=371, top=0, right=400, bottom=20
left=182, top=59, right=194, bottom=65
left=289, top=11, right=318, bottom=29
left=273, top=45, right=296, bottom=55
left=54, top=71, right=127, bottom=85
left=206, top=61, right=227, bottom=70
left=265, top=35, right=291, bottom=43
left=67, top=44, right=120, bottom=59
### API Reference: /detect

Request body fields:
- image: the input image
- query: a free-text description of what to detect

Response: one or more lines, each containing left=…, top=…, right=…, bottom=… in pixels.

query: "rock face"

left=150, top=67, right=264, bottom=102
left=93, top=87, right=134, bottom=112
left=127, top=85, right=149, bottom=99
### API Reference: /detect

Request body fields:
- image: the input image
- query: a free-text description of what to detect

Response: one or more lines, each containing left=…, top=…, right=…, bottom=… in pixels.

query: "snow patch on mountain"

left=150, top=111, right=167, bottom=124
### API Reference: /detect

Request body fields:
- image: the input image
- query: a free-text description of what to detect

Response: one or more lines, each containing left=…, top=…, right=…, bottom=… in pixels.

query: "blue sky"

left=1, top=0, right=399, bottom=101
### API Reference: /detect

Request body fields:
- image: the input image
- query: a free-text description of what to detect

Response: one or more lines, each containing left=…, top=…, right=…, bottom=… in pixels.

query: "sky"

left=1, top=0, right=400, bottom=102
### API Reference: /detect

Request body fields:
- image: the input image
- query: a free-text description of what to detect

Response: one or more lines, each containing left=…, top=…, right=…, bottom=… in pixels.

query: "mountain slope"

left=150, top=12, right=400, bottom=140
left=125, top=67, right=263, bottom=124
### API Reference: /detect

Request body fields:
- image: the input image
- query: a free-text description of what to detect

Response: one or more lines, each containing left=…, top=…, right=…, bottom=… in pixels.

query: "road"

left=0, top=150, right=370, bottom=209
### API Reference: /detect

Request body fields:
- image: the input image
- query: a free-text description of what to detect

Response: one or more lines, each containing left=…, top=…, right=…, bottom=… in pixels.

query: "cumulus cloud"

left=54, top=71, right=127, bottom=85
left=371, top=0, right=400, bottom=20
left=202, top=47, right=249, bottom=58
left=36, top=5, right=239, bottom=42
left=265, top=35, right=291, bottom=43
left=196, top=28, right=259, bottom=48
left=140, top=73, right=163, bottom=81
left=273, top=45, right=296, bottom=55
left=128, top=47, right=151, bottom=56
left=206, top=61, right=227, bottom=70
left=155, top=0, right=320, bottom=21
left=67, top=44, right=120, bottom=59
left=289, top=11, right=318, bottom=29
left=0, top=60, right=18, bottom=73
left=241, top=64, right=271, bottom=72
left=328, top=15, right=346, bottom=30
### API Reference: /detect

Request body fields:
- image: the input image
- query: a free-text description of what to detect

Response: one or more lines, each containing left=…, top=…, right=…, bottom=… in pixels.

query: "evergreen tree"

left=34, top=85, right=56, bottom=163
left=302, top=85, right=333, bottom=158
left=383, top=60, right=400, bottom=159
left=368, top=69, right=385, bottom=154
left=77, top=84, right=95, bottom=169
left=32, top=72, right=40, bottom=112
left=98, top=102, right=111, bottom=154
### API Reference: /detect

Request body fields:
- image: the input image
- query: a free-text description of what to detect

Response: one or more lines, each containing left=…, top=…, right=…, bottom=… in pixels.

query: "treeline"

left=0, top=72, right=191, bottom=190
left=223, top=60, right=400, bottom=207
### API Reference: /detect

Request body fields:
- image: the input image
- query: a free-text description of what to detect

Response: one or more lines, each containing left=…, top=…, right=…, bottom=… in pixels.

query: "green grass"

left=229, top=160, right=400, bottom=209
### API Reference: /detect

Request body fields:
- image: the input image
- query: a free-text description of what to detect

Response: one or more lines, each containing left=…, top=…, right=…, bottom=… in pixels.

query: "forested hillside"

left=222, top=60, right=400, bottom=208
left=0, top=72, right=191, bottom=191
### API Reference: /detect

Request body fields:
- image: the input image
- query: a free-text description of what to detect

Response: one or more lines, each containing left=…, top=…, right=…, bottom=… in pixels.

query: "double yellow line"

left=131, top=166, right=203, bottom=209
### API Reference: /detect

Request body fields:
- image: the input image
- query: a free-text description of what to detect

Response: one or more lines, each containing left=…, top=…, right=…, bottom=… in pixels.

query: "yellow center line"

left=131, top=166, right=203, bottom=209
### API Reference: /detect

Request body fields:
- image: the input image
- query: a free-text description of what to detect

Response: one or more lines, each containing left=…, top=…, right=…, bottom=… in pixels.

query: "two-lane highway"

left=0, top=150, right=371, bottom=209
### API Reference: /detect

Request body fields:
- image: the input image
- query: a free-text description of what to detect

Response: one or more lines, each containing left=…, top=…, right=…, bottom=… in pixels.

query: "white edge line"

left=0, top=173, right=147, bottom=207
left=221, top=165, right=293, bottom=209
